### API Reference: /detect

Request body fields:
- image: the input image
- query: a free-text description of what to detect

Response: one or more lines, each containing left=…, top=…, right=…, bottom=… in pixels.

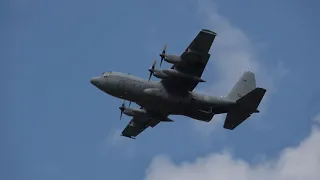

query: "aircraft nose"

left=90, top=77, right=101, bottom=87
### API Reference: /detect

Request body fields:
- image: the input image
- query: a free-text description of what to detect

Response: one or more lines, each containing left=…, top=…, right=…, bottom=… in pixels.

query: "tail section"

left=236, top=87, right=266, bottom=113
left=227, top=71, right=256, bottom=101
left=224, top=76, right=266, bottom=130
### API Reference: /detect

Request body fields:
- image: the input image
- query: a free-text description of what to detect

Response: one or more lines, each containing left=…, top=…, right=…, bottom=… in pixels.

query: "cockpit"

left=101, top=71, right=111, bottom=78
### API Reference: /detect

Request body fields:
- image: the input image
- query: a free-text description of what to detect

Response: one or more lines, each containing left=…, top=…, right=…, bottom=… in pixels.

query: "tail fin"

left=223, top=87, right=266, bottom=130
left=227, top=71, right=256, bottom=101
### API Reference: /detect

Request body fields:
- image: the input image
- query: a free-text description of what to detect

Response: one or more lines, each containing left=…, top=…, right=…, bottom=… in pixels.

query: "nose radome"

left=90, top=77, right=100, bottom=87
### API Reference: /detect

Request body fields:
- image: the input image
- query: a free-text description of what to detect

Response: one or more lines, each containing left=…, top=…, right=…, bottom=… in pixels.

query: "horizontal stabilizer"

left=236, top=87, right=266, bottom=112
left=223, top=87, right=266, bottom=130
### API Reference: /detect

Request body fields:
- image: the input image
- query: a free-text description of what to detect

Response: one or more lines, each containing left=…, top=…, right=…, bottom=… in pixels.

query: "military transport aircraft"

left=90, top=29, right=266, bottom=139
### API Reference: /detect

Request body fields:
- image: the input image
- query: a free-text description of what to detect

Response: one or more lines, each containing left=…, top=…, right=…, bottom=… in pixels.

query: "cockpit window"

left=101, top=71, right=111, bottom=77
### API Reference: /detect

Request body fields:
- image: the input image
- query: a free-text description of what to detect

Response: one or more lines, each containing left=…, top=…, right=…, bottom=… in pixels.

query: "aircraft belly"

left=137, top=94, right=190, bottom=115
left=137, top=100, right=179, bottom=114
left=115, top=77, right=192, bottom=114
left=181, top=98, right=215, bottom=121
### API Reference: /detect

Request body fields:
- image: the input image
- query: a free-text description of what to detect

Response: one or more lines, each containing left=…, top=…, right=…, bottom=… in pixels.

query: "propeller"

left=159, top=44, right=167, bottom=67
left=119, top=100, right=126, bottom=120
left=148, top=60, right=157, bottom=82
left=127, top=73, right=132, bottom=107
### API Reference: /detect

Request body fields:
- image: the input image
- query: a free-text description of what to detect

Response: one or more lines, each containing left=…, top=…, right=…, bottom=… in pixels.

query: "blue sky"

left=3, top=0, right=320, bottom=179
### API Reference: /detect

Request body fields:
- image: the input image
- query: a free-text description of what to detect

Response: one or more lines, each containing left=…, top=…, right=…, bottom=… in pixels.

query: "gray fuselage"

left=90, top=72, right=236, bottom=121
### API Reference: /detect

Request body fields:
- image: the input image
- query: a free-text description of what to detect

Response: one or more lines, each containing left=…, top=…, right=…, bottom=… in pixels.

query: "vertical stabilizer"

left=227, top=71, right=256, bottom=101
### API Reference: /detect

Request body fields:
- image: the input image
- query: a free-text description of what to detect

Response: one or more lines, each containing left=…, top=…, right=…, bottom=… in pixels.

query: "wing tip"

left=121, top=134, right=136, bottom=139
left=201, top=29, right=217, bottom=36
left=223, top=123, right=235, bottom=130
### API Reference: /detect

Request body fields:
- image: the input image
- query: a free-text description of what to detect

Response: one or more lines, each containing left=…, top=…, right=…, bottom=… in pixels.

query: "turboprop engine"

left=118, top=100, right=174, bottom=123
left=148, top=60, right=170, bottom=81
left=119, top=100, right=147, bottom=120
left=159, top=44, right=182, bottom=67
left=147, top=60, right=205, bottom=82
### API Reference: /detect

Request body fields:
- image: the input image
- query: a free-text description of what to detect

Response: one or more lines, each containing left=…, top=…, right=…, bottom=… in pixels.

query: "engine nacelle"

left=164, top=55, right=182, bottom=64
left=123, top=108, right=147, bottom=117
left=162, top=69, right=205, bottom=82
left=153, top=70, right=170, bottom=79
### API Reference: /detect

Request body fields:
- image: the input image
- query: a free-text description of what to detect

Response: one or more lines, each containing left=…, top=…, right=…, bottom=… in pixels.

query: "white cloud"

left=313, top=113, right=320, bottom=123
left=105, top=128, right=126, bottom=146
left=97, top=128, right=136, bottom=158
left=197, top=0, right=279, bottom=95
left=191, top=0, right=289, bottom=135
left=144, top=124, right=320, bottom=180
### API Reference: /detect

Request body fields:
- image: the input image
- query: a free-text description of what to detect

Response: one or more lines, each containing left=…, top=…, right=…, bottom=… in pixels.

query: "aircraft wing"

left=121, top=116, right=161, bottom=139
left=162, top=29, right=217, bottom=92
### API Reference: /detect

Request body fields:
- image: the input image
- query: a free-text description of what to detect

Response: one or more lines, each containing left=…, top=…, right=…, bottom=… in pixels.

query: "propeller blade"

left=148, top=71, right=153, bottom=81
left=129, top=101, right=131, bottom=107
left=152, top=59, right=156, bottom=68
left=159, top=44, right=167, bottom=67
left=148, top=60, right=156, bottom=82
left=119, top=100, right=126, bottom=120
left=121, top=99, right=125, bottom=108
